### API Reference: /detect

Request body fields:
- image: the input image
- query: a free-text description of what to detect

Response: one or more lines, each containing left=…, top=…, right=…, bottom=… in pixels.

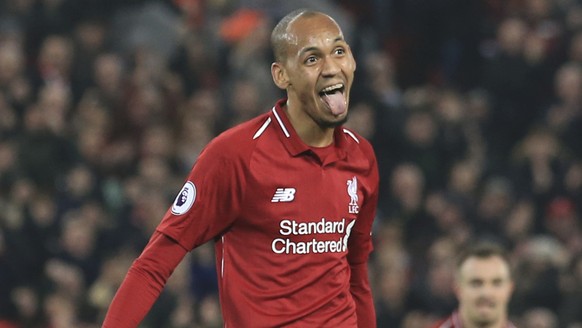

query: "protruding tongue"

left=323, top=92, right=347, bottom=116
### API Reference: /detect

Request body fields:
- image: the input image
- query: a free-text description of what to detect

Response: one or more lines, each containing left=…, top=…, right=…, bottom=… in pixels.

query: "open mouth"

left=319, top=83, right=347, bottom=116
left=319, top=83, right=345, bottom=96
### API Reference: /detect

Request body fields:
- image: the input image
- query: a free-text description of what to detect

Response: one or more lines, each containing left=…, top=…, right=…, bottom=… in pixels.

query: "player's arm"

left=347, top=144, right=379, bottom=328
left=347, top=198, right=377, bottom=328
left=102, top=136, right=247, bottom=327
left=102, top=231, right=187, bottom=327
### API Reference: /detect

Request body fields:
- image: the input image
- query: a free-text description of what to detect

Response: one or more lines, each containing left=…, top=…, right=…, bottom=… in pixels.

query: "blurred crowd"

left=0, top=0, right=581, bottom=327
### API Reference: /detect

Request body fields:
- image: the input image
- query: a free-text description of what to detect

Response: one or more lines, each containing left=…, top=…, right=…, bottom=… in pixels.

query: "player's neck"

left=284, top=100, right=335, bottom=147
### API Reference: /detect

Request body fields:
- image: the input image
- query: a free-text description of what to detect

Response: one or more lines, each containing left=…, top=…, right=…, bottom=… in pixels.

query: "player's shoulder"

left=204, top=112, right=271, bottom=156
left=430, top=313, right=456, bottom=328
left=430, top=318, right=451, bottom=328
left=340, top=127, right=376, bottom=159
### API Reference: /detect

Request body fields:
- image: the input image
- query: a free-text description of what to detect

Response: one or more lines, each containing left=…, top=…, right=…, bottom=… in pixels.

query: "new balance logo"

left=271, top=188, right=296, bottom=202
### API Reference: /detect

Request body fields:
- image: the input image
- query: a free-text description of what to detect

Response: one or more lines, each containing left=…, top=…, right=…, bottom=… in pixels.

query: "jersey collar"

left=270, top=98, right=353, bottom=163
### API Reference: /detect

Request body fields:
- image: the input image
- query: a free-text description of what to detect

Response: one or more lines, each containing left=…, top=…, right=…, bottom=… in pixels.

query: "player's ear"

left=271, top=62, right=289, bottom=90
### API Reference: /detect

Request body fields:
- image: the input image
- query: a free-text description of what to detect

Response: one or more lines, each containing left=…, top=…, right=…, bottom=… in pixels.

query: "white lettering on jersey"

left=171, top=181, right=196, bottom=215
left=271, top=218, right=355, bottom=255
left=279, top=218, right=345, bottom=235
left=271, top=188, right=296, bottom=202
left=272, top=238, right=345, bottom=254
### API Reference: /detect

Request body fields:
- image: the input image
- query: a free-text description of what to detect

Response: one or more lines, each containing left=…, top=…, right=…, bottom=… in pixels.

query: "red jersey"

left=157, top=99, right=379, bottom=327
left=432, top=311, right=517, bottom=328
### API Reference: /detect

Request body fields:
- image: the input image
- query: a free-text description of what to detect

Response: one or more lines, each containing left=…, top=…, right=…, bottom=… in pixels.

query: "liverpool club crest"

left=347, top=176, right=359, bottom=214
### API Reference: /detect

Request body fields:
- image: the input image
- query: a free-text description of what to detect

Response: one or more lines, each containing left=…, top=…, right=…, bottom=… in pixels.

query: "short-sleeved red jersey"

left=157, top=98, right=379, bottom=327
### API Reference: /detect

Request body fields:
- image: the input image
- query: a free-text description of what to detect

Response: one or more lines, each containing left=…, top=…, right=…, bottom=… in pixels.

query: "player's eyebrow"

left=298, top=36, right=345, bottom=56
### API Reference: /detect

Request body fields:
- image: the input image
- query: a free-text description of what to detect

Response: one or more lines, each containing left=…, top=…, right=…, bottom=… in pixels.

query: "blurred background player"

left=432, top=242, right=516, bottom=328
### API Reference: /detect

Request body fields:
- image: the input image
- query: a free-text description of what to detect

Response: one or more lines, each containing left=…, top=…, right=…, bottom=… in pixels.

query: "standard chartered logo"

left=271, top=218, right=356, bottom=255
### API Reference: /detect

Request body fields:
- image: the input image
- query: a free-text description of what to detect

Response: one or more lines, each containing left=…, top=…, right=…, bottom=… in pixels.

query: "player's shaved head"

left=456, top=241, right=512, bottom=277
left=270, top=9, right=338, bottom=62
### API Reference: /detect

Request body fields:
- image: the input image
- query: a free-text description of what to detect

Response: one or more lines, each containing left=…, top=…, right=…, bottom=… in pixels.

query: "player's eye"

left=305, top=55, right=318, bottom=65
left=469, top=280, right=483, bottom=288
left=492, top=279, right=504, bottom=287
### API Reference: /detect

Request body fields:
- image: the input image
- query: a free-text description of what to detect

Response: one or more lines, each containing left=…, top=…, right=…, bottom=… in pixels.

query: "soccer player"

left=102, top=9, right=379, bottom=328
left=433, top=242, right=516, bottom=328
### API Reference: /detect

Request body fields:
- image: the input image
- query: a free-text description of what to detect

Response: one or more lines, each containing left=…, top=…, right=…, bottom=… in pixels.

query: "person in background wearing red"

left=433, top=242, right=516, bottom=328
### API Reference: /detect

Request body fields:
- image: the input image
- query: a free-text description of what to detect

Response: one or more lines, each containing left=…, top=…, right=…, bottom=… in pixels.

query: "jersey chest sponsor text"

left=271, top=217, right=355, bottom=255
left=248, top=171, right=363, bottom=255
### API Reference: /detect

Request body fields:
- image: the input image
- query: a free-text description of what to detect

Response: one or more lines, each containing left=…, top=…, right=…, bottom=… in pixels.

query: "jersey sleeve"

left=157, top=143, right=247, bottom=250
left=102, top=232, right=188, bottom=327
left=347, top=140, right=379, bottom=328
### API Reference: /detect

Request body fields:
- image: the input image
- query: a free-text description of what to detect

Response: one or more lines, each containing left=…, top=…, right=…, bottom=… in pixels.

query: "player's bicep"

left=157, top=149, right=245, bottom=250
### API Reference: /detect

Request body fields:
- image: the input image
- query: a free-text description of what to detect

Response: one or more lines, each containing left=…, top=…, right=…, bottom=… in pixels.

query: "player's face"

left=280, top=14, right=356, bottom=128
left=456, top=256, right=514, bottom=327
